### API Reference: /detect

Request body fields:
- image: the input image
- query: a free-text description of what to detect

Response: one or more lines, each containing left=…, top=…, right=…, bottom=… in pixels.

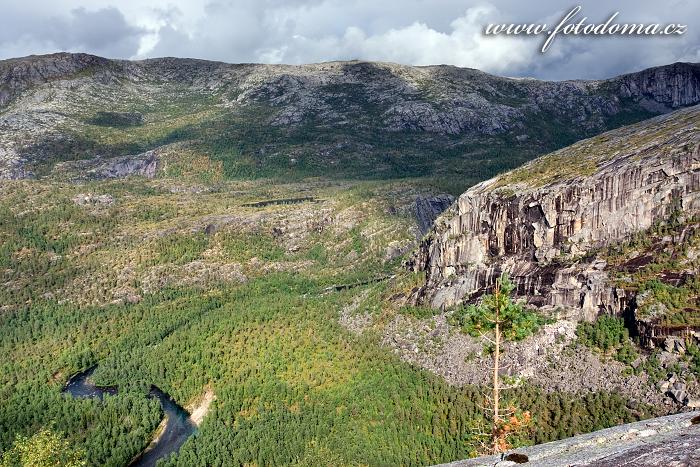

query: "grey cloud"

left=143, top=0, right=700, bottom=79
left=149, top=1, right=283, bottom=62
left=0, top=5, right=147, bottom=59
left=0, top=0, right=698, bottom=80
left=50, top=7, right=146, bottom=57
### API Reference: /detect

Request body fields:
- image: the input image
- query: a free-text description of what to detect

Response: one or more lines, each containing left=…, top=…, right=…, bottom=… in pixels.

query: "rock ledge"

left=439, top=411, right=700, bottom=466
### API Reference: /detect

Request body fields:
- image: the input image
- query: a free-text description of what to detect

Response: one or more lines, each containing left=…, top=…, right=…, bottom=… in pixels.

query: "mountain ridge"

left=2, top=52, right=700, bottom=466
left=1, top=51, right=698, bottom=83
left=1, top=53, right=699, bottom=185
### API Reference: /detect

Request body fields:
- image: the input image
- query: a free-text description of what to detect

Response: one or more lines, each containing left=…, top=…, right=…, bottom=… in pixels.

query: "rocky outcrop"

left=441, top=411, right=700, bottom=467
left=415, top=194, right=455, bottom=235
left=0, top=53, right=111, bottom=107
left=614, top=62, right=700, bottom=110
left=410, top=106, right=700, bottom=319
left=55, top=150, right=159, bottom=180
left=1, top=54, right=700, bottom=180
left=72, top=193, right=115, bottom=206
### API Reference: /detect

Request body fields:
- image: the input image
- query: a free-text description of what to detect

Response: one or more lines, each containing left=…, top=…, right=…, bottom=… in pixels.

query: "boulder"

left=664, top=336, right=687, bottom=354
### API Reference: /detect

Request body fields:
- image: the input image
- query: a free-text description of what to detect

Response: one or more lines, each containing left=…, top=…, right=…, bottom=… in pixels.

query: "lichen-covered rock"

left=410, top=106, right=700, bottom=318
left=441, top=412, right=700, bottom=467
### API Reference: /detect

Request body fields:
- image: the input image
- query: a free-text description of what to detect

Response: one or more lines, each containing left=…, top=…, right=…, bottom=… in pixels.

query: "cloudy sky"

left=0, top=0, right=698, bottom=80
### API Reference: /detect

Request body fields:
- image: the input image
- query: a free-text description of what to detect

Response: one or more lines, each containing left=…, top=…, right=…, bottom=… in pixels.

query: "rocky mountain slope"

left=340, top=105, right=700, bottom=414
left=3, top=53, right=700, bottom=465
left=1, top=53, right=699, bottom=184
left=410, top=105, right=700, bottom=322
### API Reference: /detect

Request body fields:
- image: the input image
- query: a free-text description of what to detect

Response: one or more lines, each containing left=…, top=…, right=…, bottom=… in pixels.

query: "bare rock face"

left=89, top=152, right=159, bottom=179
left=615, top=61, right=700, bottom=109
left=415, top=194, right=455, bottom=235
left=442, top=412, right=700, bottom=467
left=410, top=106, right=700, bottom=318
left=55, top=150, right=160, bottom=180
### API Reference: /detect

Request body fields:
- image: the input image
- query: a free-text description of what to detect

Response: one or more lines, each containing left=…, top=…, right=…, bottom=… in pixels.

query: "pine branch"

left=478, top=331, right=496, bottom=345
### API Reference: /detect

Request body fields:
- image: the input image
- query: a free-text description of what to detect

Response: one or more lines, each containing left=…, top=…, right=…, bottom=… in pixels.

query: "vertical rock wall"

left=410, top=107, right=700, bottom=320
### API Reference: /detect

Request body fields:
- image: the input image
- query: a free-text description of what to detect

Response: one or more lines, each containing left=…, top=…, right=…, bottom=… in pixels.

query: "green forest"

left=0, top=276, right=650, bottom=466
left=0, top=176, right=655, bottom=466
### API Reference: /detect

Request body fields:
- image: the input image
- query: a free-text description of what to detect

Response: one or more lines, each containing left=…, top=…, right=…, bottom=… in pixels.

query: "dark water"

left=62, top=367, right=196, bottom=467
left=130, top=386, right=197, bottom=467
left=62, top=366, right=117, bottom=399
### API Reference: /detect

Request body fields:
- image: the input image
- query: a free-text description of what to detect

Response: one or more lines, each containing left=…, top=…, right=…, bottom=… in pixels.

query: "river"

left=62, top=366, right=196, bottom=467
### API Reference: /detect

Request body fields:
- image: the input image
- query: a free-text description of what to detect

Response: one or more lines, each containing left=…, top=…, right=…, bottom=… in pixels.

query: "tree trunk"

left=492, top=318, right=501, bottom=452
left=492, top=284, right=501, bottom=454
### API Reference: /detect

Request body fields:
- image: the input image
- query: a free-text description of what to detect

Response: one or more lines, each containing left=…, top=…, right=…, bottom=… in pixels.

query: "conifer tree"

left=456, top=273, right=536, bottom=453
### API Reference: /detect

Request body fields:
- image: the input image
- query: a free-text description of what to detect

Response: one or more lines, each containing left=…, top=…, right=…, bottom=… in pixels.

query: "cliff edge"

left=410, top=105, right=700, bottom=324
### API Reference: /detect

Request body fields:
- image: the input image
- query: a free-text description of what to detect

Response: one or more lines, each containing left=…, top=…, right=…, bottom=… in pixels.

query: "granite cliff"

left=415, top=194, right=456, bottom=235
left=409, top=105, right=700, bottom=325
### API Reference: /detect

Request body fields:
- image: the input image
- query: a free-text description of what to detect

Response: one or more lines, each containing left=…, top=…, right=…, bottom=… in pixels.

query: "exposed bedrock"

left=409, top=107, right=700, bottom=319
left=415, top=194, right=455, bottom=235
left=615, top=61, right=700, bottom=109
left=442, top=412, right=700, bottom=467
left=54, top=150, right=160, bottom=180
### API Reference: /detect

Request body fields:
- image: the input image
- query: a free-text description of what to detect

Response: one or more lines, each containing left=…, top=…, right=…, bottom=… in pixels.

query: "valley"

left=0, top=53, right=699, bottom=466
